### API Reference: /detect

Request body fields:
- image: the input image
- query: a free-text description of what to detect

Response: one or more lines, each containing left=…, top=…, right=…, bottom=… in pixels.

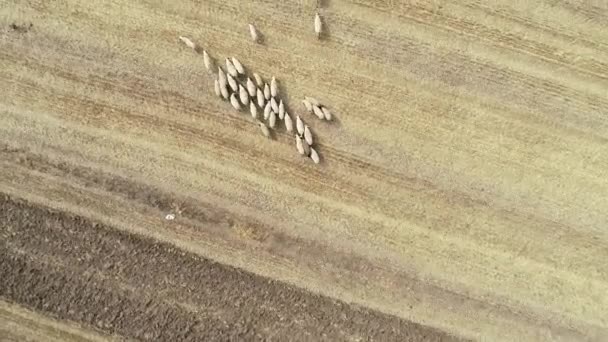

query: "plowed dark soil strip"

left=0, top=193, right=461, bottom=341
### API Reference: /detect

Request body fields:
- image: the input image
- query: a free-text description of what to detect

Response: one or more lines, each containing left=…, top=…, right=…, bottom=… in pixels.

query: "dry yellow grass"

left=1, top=0, right=608, bottom=340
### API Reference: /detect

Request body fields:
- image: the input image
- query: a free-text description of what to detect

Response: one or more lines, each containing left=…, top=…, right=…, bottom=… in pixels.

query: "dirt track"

left=1, top=0, right=608, bottom=340
left=0, top=194, right=457, bottom=341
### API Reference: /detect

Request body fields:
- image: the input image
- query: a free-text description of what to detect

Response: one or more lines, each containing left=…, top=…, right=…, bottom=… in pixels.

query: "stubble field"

left=1, top=0, right=608, bottom=341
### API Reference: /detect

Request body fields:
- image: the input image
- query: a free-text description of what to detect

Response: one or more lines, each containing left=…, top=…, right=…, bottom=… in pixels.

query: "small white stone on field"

left=264, top=83, right=271, bottom=100
left=314, top=13, right=322, bottom=38
left=239, top=85, right=249, bottom=105
left=225, top=58, right=238, bottom=77
left=257, top=89, right=265, bottom=107
left=296, top=115, right=305, bottom=135
left=250, top=102, right=258, bottom=119
left=304, top=125, right=313, bottom=145
left=321, top=106, right=332, bottom=120
left=203, top=50, right=212, bottom=71
left=259, top=122, right=270, bottom=138
left=268, top=110, right=277, bottom=128
left=249, top=23, right=260, bottom=43
left=296, top=135, right=305, bottom=155
left=214, top=79, right=221, bottom=98
left=264, top=102, right=272, bottom=120
left=227, top=73, right=238, bottom=92
left=271, top=77, right=278, bottom=97
left=306, top=96, right=320, bottom=106
left=278, top=100, right=285, bottom=119
left=284, top=112, right=293, bottom=132
left=312, top=105, right=325, bottom=119
left=165, top=213, right=176, bottom=220
left=253, top=73, right=263, bottom=87
left=179, top=36, right=196, bottom=50
left=302, top=99, right=313, bottom=112
left=247, top=78, right=256, bottom=97
left=310, top=147, right=320, bottom=164
left=232, top=57, right=245, bottom=74
left=230, top=93, right=241, bottom=110
left=270, top=97, right=279, bottom=113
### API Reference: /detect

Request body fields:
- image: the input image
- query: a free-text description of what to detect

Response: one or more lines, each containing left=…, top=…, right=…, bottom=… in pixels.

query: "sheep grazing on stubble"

left=179, top=36, right=196, bottom=50
left=304, top=125, right=313, bottom=145
left=284, top=112, right=293, bottom=132
left=314, top=13, right=322, bottom=38
left=230, top=93, right=241, bottom=111
left=249, top=24, right=260, bottom=43
left=232, top=57, right=245, bottom=75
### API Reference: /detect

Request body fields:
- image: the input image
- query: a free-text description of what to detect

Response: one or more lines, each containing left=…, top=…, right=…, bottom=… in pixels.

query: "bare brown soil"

left=0, top=193, right=458, bottom=341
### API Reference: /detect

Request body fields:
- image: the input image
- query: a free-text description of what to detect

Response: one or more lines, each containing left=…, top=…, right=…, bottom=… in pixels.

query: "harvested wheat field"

left=1, top=0, right=608, bottom=341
